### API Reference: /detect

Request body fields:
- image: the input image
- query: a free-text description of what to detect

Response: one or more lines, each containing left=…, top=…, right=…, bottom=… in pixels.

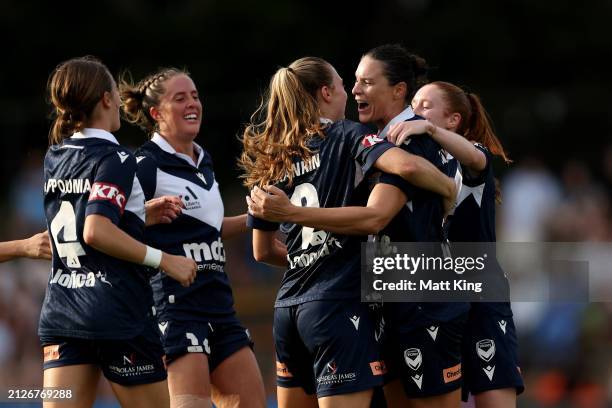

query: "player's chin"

left=357, top=111, right=371, bottom=124
left=181, top=122, right=201, bottom=137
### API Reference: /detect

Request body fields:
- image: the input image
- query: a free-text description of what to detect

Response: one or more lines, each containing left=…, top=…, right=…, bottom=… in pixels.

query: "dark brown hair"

left=365, top=44, right=429, bottom=102
left=119, top=68, right=188, bottom=134
left=47, top=56, right=114, bottom=145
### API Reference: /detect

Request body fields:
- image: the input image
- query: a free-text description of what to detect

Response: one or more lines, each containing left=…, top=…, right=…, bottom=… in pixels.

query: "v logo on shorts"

left=483, top=365, right=495, bottom=381
left=404, top=348, right=422, bottom=371
left=349, top=315, right=360, bottom=330
left=476, top=339, right=496, bottom=362
left=426, top=326, right=439, bottom=341
left=411, top=373, right=423, bottom=389
left=498, top=320, right=507, bottom=334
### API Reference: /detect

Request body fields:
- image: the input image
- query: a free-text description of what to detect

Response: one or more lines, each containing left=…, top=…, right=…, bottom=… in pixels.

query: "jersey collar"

left=378, top=106, right=416, bottom=139
left=151, top=132, right=204, bottom=167
left=70, top=128, right=119, bottom=145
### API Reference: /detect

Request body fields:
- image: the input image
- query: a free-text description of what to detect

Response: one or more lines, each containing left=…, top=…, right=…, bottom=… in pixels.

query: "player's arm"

left=251, top=229, right=288, bottom=267
left=87, top=153, right=196, bottom=286
left=222, top=214, right=248, bottom=240
left=372, top=147, right=456, bottom=200
left=387, top=120, right=486, bottom=172
left=248, top=184, right=406, bottom=235
left=0, top=231, right=52, bottom=262
left=83, top=214, right=196, bottom=287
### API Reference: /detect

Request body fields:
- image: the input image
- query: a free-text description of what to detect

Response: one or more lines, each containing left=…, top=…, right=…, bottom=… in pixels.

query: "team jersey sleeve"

left=377, top=134, right=435, bottom=199
left=135, top=155, right=158, bottom=200
left=85, top=150, right=137, bottom=225
left=247, top=213, right=279, bottom=231
left=462, top=143, right=492, bottom=185
left=344, top=121, right=395, bottom=174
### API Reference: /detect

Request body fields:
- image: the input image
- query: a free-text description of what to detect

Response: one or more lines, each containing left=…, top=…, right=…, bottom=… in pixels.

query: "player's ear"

left=448, top=112, right=462, bottom=130
left=149, top=106, right=162, bottom=122
left=393, top=82, right=407, bottom=101
left=319, top=85, right=333, bottom=103
left=101, top=91, right=113, bottom=109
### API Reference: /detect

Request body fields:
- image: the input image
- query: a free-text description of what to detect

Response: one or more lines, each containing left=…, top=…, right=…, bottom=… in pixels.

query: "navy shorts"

left=461, top=303, right=524, bottom=401
left=41, top=321, right=166, bottom=386
left=274, top=300, right=385, bottom=398
left=159, top=317, right=253, bottom=372
left=383, top=313, right=466, bottom=398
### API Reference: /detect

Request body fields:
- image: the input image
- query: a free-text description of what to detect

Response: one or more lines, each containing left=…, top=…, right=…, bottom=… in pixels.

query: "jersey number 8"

left=289, top=183, right=326, bottom=249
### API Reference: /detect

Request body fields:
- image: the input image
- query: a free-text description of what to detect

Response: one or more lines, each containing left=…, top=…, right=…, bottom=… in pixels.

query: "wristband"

left=143, top=246, right=162, bottom=268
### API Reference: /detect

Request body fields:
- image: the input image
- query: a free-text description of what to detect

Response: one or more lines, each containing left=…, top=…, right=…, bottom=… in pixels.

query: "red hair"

left=431, top=81, right=511, bottom=164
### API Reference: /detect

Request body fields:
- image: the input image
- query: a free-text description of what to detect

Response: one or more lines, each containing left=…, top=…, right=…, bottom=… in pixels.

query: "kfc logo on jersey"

left=88, top=182, right=127, bottom=213
left=361, top=134, right=384, bottom=147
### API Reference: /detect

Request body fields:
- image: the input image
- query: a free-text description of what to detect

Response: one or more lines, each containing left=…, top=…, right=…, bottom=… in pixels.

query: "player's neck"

left=86, top=118, right=112, bottom=133
left=160, top=133, right=196, bottom=161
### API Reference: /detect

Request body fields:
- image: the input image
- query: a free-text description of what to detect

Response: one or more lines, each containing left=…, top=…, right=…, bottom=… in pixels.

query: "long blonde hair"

left=239, top=57, right=334, bottom=188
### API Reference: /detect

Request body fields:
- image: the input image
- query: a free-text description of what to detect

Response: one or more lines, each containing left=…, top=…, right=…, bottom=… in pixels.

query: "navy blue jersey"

left=135, top=133, right=234, bottom=323
left=39, top=129, right=152, bottom=340
left=378, top=109, right=456, bottom=242
left=248, top=120, right=394, bottom=307
left=376, top=108, right=469, bottom=327
left=448, top=144, right=512, bottom=316
left=448, top=144, right=495, bottom=242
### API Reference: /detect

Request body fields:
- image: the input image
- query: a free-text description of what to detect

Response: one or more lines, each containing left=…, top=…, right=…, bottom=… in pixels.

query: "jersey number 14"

left=50, top=201, right=86, bottom=268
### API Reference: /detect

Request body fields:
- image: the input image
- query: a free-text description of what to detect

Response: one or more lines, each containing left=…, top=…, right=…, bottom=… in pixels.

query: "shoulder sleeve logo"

left=88, top=182, right=127, bottom=213
left=117, top=151, right=130, bottom=164
left=361, top=134, right=384, bottom=148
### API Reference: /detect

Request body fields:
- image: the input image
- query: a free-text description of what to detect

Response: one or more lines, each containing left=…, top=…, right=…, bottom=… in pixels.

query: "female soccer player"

left=120, top=68, right=265, bottom=408
left=40, top=56, right=197, bottom=408
left=0, top=231, right=51, bottom=262
left=241, top=56, right=458, bottom=408
left=387, top=81, right=524, bottom=408
left=248, top=45, right=468, bottom=408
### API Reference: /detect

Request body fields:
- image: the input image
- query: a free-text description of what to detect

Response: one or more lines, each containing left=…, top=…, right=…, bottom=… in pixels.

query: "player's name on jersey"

left=49, top=269, right=112, bottom=289
left=288, top=235, right=343, bottom=269
left=280, top=153, right=321, bottom=182
left=44, top=178, right=92, bottom=194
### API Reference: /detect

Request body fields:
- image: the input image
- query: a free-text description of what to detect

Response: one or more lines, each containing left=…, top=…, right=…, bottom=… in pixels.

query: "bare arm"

left=145, top=196, right=183, bottom=226
left=83, top=214, right=196, bottom=287
left=388, top=120, right=486, bottom=172
left=0, top=231, right=52, bottom=262
left=252, top=229, right=288, bottom=267
left=373, top=147, right=456, bottom=199
left=248, top=184, right=406, bottom=235
left=222, top=214, right=248, bottom=240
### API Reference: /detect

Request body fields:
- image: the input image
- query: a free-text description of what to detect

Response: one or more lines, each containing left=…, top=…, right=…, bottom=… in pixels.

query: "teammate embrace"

left=245, top=45, right=524, bottom=408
